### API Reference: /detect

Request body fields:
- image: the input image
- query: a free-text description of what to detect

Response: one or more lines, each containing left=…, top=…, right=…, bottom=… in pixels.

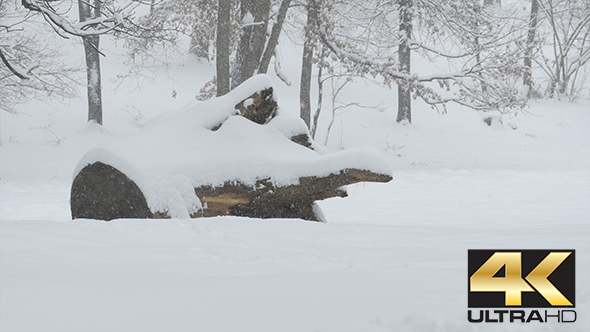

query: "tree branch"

left=0, top=47, right=29, bottom=80
left=22, top=0, right=123, bottom=37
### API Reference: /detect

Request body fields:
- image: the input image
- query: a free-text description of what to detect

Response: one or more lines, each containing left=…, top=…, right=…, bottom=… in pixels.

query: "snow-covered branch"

left=416, top=67, right=483, bottom=82
left=0, top=47, right=30, bottom=80
left=310, top=0, right=522, bottom=112
left=0, top=23, right=80, bottom=113
left=409, top=40, right=473, bottom=59
left=22, top=0, right=124, bottom=38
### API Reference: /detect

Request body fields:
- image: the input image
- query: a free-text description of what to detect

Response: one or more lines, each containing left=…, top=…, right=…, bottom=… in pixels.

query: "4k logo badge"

left=468, top=250, right=575, bottom=308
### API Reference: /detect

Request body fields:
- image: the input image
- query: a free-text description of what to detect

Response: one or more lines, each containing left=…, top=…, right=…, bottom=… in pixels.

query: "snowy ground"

left=1, top=36, right=589, bottom=331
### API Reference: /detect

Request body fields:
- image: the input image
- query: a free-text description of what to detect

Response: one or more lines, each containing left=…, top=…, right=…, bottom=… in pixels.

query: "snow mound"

left=73, top=75, right=392, bottom=218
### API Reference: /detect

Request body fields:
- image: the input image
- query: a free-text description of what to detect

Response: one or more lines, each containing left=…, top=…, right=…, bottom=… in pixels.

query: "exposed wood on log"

left=189, top=169, right=392, bottom=221
left=290, top=133, right=313, bottom=149
left=211, top=87, right=278, bottom=131
left=71, top=162, right=390, bottom=221
left=193, top=182, right=255, bottom=218
left=234, top=87, right=277, bottom=124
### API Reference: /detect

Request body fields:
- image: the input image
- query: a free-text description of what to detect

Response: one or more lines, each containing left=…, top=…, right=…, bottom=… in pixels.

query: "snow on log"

left=71, top=75, right=392, bottom=221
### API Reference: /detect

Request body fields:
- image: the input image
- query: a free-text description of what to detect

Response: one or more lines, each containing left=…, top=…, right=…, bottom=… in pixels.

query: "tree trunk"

left=300, top=6, right=314, bottom=128
left=546, top=79, right=556, bottom=98
left=149, top=0, right=155, bottom=15
left=216, top=0, right=231, bottom=96
left=547, top=57, right=565, bottom=98
left=558, top=77, right=569, bottom=95
left=474, top=3, right=487, bottom=94
left=523, top=0, right=539, bottom=97
left=232, top=0, right=271, bottom=89
left=311, top=47, right=325, bottom=139
left=258, top=0, right=292, bottom=74
left=397, top=0, right=412, bottom=123
left=79, top=0, right=103, bottom=125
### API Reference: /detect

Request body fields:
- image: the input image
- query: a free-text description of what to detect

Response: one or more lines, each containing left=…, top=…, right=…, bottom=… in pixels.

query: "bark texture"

left=300, top=5, right=314, bottom=128
left=523, top=0, right=539, bottom=97
left=232, top=0, right=271, bottom=89
left=79, top=0, right=103, bottom=125
left=216, top=0, right=231, bottom=96
left=71, top=162, right=152, bottom=220
left=258, top=0, right=292, bottom=74
left=397, top=0, right=412, bottom=123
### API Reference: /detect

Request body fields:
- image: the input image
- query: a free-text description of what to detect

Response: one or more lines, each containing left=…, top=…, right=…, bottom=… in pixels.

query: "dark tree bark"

left=258, top=0, right=292, bottom=74
left=397, top=0, right=412, bottom=123
left=71, top=162, right=152, bottom=220
left=79, top=0, right=103, bottom=125
left=300, top=5, right=314, bottom=128
left=473, top=3, right=487, bottom=94
left=216, top=0, right=231, bottom=96
left=523, top=0, right=539, bottom=97
left=311, top=47, right=325, bottom=139
left=232, top=0, right=271, bottom=89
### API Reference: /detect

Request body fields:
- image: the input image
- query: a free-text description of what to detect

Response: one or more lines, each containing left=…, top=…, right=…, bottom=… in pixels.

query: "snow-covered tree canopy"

left=0, top=1, right=79, bottom=113
left=308, top=0, right=533, bottom=116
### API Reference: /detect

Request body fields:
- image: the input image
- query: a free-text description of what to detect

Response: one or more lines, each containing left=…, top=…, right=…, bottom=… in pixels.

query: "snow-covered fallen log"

left=70, top=75, right=392, bottom=221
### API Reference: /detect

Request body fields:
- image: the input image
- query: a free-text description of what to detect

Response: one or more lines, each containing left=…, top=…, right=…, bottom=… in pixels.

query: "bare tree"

left=123, top=0, right=219, bottom=71
left=300, top=3, right=315, bottom=127
left=231, top=0, right=271, bottom=89
left=127, top=0, right=293, bottom=99
left=523, top=0, right=540, bottom=97
left=21, top=0, right=125, bottom=37
left=310, top=46, right=327, bottom=139
left=1, top=1, right=78, bottom=114
left=308, top=0, right=528, bottom=123
left=20, top=0, right=137, bottom=124
left=216, top=0, right=231, bottom=96
left=397, top=0, right=412, bottom=123
left=79, top=0, right=103, bottom=124
left=536, top=0, right=590, bottom=100
left=189, top=0, right=217, bottom=60
left=258, top=0, right=292, bottom=74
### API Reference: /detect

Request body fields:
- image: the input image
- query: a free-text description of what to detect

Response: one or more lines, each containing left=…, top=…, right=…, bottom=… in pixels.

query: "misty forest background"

left=1, top=0, right=589, bottom=132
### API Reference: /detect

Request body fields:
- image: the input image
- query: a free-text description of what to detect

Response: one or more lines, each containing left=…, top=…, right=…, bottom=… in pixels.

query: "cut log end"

left=71, top=162, right=152, bottom=221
